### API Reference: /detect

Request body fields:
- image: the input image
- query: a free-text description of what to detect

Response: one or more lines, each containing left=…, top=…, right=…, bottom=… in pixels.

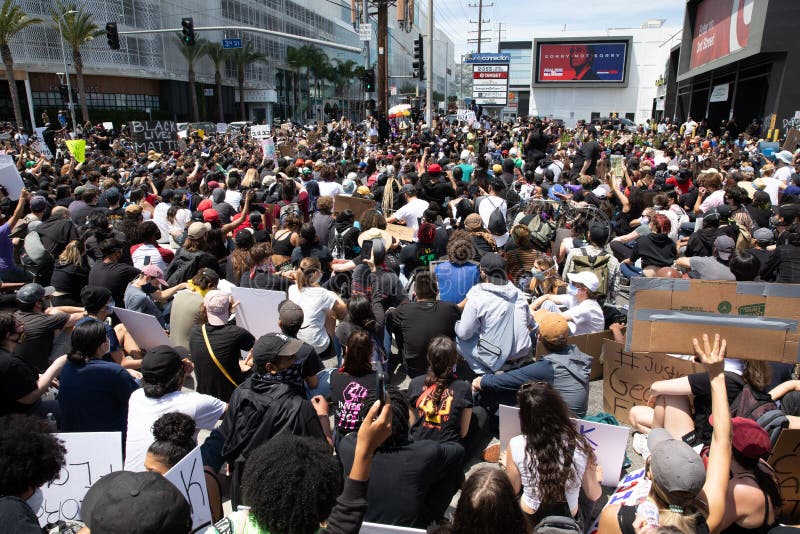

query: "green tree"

left=50, top=0, right=103, bottom=124
left=231, top=42, right=266, bottom=120
left=286, top=46, right=304, bottom=121
left=332, top=59, right=358, bottom=119
left=176, top=37, right=207, bottom=123
left=0, top=0, right=41, bottom=129
left=203, top=42, right=228, bottom=123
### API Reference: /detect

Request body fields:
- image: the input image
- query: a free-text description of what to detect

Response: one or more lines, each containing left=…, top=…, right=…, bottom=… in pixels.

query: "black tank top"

left=272, top=230, right=294, bottom=256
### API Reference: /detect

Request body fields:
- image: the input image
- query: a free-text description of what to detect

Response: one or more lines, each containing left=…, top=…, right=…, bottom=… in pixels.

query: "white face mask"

left=26, top=487, right=43, bottom=513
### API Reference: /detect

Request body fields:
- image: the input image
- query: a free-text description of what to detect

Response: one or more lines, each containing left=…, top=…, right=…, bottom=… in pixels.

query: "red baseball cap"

left=202, top=209, right=220, bottom=224
left=197, top=198, right=213, bottom=212
left=427, top=163, right=442, bottom=174
left=206, top=180, right=220, bottom=190
left=710, top=415, right=771, bottom=459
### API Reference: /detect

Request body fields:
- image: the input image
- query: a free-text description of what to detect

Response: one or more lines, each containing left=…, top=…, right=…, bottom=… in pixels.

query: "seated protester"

left=205, top=403, right=392, bottom=534
left=761, top=222, right=800, bottom=283
left=528, top=256, right=566, bottom=299
left=80, top=471, right=192, bottom=534
left=124, top=265, right=186, bottom=328
left=684, top=209, right=725, bottom=257
left=455, top=253, right=534, bottom=375
left=503, top=381, right=602, bottom=527
left=675, top=235, right=736, bottom=281
left=463, top=213, right=498, bottom=260
left=290, top=222, right=333, bottom=275
left=729, top=249, right=763, bottom=282
left=390, top=271, right=459, bottom=378
left=339, top=389, right=465, bottom=528
left=240, top=242, right=293, bottom=292
left=226, top=230, right=254, bottom=286
left=407, top=337, right=473, bottom=444
left=531, top=271, right=605, bottom=336
left=433, top=231, right=480, bottom=304
left=14, top=283, right=83, bottom=373
left=272, top=300, right=325, bottom=397
left=770, top=379, right=800, bottom=427
left=747, top=227, right=775, bottom=268
left=79, top=286, right=141, bottom=370
left=619, top=214, right=677, bottom=278
left=504, top=225, right=542, bottom=288
left=165, top=222, right=224, bottom=285
left=170, top=268, right=219, bottom=350
left=386, top=184, right=429, bottom=241
left=189, top=290, right=255, bottom=403
left=0, top=188, right=33, bottom=283
left=330, top=329, right=377, bottom=451
left=57, top=319, right=139, bottom=433
left=50, top=240, right=89, bottom=307
left=311, top=195, right=335, bottom=248
left=200, top=333, right=332, bottom=509
left=328, top=209, right=360, bottom=260
left=563, top=222, right=620, bottom=300
left=0, top=311, right=66, bottom=421
left=0, top=414, right=67, bottom=532
left=398, top=205, right=449, bottom=278
left=124, top=345, right=224, bottom=471
left=88, top=237, right=141, bottom=307
left=130, top=220, right=174, bottom=271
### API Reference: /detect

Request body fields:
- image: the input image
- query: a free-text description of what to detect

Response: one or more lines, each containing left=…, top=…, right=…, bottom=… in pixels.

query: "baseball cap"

left=206, top=180, right=220, bottom=190
left=81, top=286, right=113, bottom=314
left=197, top=198, right=213, bottom=212
left=534, top=309, right=569, bottom=346
left=16, top=283, right=55, bottom=305
left=753, top=227, right=775, bottom=246
left=140, top=264, right=167, bottom=287
left=342, top=178, right=356, bottom=194
left=399, top=184, right=416, bottom=195
left=567, top=271, right=600, bottom=292
left=252, top=333, right=304, bottom=367
left=357, top=185, right=371, bottom=196
left=81, top=471, right=192, bottom=534
left=203, top=290, right=231, bottom=326
left=29, top=195, right=47, bottom=212
left=140, top=345, right=185, bottom=384
left=492, top=164, right=503, bottom=175
left=427, top=163, right=442, bottom=175
left=479, top=253, right=507, bottom=285
left=278, top=300, right=304, bottom=330
left=125, top=204, right=143, bottom=215
left=713, top=235, right=735, bottom=260
left=710, top=415, right=771, bottom=459
left=188, top=221, right=211, bottom=239
left=647, top=428, right=706, bottom=498
left=202, top=209, right=220, bottom=224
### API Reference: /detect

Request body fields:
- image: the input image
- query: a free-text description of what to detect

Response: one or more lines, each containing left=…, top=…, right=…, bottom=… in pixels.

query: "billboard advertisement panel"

left=535, top=41, right=628, bottom=83
left=690, top=0, right=752, bottom=70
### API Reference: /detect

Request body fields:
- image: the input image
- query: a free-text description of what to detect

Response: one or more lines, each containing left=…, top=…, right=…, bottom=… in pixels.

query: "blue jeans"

left=307, top=368, right=335, bottom=399
left=620, top=263, right=644, bottom=278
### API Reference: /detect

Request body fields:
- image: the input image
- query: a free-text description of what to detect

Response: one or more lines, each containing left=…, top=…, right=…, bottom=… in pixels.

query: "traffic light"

left=413, top=33, right=424, bottom=81
left=106, top=22, right=120, bottom=50
left=181, top=17, right=195, bottom=45
left=364, top=68, right=375, bottom=92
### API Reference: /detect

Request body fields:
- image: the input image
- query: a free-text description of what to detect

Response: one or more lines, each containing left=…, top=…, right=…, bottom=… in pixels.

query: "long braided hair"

left=421, top=336, right=459, bottom=417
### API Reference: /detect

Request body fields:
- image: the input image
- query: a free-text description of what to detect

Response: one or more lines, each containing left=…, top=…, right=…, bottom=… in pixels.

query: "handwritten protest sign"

left=64, top=139, right=86, bottom=163
left=334, top=194, right=375, bottom=219
left=129, top=120, right=179, bottom=153
left=216, top=123, right=227, bottom=134
left=456, top=109, right=477, bottom=125
left=278, top=143, right=295, bottom=158
left=102, top=122, right=114, bottom=131
left=385, top=223, right=415, bottom=243
left=37, top=432, right=123, bottom=526
left=586, top=468, right=651, bottom=534
left=498, top=405, right=629, bottom=486
left=164, top=447, right=212, bottom=532
left=112, top=307, right=173, bottom=350
left=229, top=287, right=285, bottom=339
left=32, top=127, right=53, bottom=159
left=602, top=339, right=700, bottom=425
left=249, top=124, right=271, bottom=140
left=767, top=429, right=800, bottom=523
left=0, top=155, right=24, bottom=199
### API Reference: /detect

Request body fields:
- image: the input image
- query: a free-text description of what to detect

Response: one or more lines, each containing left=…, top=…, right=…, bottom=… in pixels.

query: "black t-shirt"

left=572, top=140, right=600, bottom=176
left=239, top=268, right=293, bottom=292
left=390, top=301, right=460, bottom=377
left=88, top=261, right=141, bottom=307
left=0, top=348, right=38, bottom=416
left=188, top=323, right=255, bottom=402
left=408, top=376, right=473, bottom=443
left=330, top=370, right=377, bottom=435
left=0, top=496, right=42, bottom=534
left=51, top=260, right=90, bottom=304
left=14, top=311, right=69, bottom=373
left=688, top=370, right=746, bottom=445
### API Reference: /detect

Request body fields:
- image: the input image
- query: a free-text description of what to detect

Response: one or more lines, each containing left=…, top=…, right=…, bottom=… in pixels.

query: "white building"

left=528, top=21, right=680, bottom=127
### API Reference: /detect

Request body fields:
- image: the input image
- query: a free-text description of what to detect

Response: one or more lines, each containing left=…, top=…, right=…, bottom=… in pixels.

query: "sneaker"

left=481, top=443, right=501, bottom=463
left=631, top=432, right=650, bottom=460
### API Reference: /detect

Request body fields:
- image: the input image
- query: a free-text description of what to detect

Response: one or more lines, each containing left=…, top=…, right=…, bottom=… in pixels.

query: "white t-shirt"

left=318, top=181, right=344, bottom=198
left=478, top=196, right=509, bottom=247
left=225, top=189, right=242, bottom=212
left=131, top=243, right=168, bottom=272
left=288, top=285, right=338, bottom=353
left=152, top=202, right=171, bottom=243
left=565, top=296, right=605, bottom=336
left=124, top=389, right=225, bottom=471
left=510, top=434, right=588, bottom=513
left=699, top=189, right=725, bottom=214
left=775, top=165, right=793, bottom=186
left=392, top=197, right=429, bottom=241
left=759, top=177, right=782, bottom=206
left=167, top=208, right=192, bottom=243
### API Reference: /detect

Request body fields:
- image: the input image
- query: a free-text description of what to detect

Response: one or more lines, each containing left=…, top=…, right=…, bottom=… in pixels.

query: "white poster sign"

left=216, top=123, right=228, bottom=134
left=229, top=287, right=285, bottom=339
left=456, top=109, right=477, bottom=125
left=0, top=155, right=25, bottom=199
left=586, top=468, right=651, bottom=534
left=32, top=126, right=53, bottom=159
left=499, top=405, right=629, bottom=487
left=36, top=432, right=123, bottom=526
left=249, top=125, right=271, bottom=140
left=164, top=447, right=212, bottom=532
left=112, top=307, right=173, bottom=350
left=102, top=122, right=114, bottom=131
left=709, top=83, right=730, bottom=103
left=360, top=523, right=426, bottom=533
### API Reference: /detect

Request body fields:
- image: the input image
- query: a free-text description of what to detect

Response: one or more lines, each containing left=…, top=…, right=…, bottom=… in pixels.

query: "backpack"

left=165, top=249, right=201, bottom=286
left=532, top=516, right=582, bottom=534
left=328, top=225, right=359, bottom=260
left=482, top=196, right=507, bottom=236
left=520, top=213, right=557, bottom=250
left=278, top=201, right=300, bottom=225
left=730, top=381, right=779, bottom=421
left=568, top=247, right=611, bottom=297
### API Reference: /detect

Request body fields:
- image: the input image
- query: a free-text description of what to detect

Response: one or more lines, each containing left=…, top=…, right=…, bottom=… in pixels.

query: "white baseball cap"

left=568, top=271, right=600, bottom=292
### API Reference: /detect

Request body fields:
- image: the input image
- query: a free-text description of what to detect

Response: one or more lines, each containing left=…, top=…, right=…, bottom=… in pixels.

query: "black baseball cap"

left=252, top=333, right=303, bottom=367
left=141, top=345, right=187, bottom=384
left=81, top=286, right=113, bottom=313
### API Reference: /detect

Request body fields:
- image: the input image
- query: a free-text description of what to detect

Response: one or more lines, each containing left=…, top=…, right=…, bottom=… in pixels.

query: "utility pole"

left=495, top=22, right=506, bottom=52
left=468, top=0, right=493, bottom=53
left=377, top=0, right=388, bottom=118
left=364, top=0, right=371, bottom=117
left=425, top=0, right=433, bottom=127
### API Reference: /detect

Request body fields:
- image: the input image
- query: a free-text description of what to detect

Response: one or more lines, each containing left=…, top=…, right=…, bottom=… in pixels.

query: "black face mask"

left=140, top=283, right=158, bottom=294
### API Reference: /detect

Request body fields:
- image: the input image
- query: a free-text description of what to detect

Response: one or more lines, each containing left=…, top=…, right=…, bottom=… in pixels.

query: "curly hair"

left=358, top=388, right=409, bottom=451
left=516, top=381, right=596, bottom=507
left=241, top=435, right=343, bottom=534
left=0, top=415, right=66, bottom=496
left=147, top=412, right=197, bottom=470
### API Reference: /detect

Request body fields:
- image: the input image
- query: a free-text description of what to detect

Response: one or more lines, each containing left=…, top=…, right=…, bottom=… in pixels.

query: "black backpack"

left=482, top=196, right=507, bottom=236
left=328, top=226, right=359, bottom=260
left=533, top=516, right=582, bottom=534
left=165, top=250, right=201, bottom=286
left=730, top=374, right=779, bottom=421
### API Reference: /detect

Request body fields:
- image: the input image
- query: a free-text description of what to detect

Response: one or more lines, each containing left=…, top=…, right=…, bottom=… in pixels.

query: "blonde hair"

left=242, top=168, right=259, bottom=188
left=58, top=240, right=84, bottom=266
left=295, top=257, right=322, bottom=290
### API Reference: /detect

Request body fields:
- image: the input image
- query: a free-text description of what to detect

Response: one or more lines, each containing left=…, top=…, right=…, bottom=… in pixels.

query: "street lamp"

left=56, top=9, right=78, bottom=129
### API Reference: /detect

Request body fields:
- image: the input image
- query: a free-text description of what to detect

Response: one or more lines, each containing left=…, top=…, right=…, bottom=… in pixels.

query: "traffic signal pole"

left=425, top=0, right=432, bottom=128
left=377, top=1, right=388, bottom=118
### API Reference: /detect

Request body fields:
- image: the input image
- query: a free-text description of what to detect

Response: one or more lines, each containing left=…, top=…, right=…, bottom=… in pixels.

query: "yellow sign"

left=64, top=139, right=86, bottom=163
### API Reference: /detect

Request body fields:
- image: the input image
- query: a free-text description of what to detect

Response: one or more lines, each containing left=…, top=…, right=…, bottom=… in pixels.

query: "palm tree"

left=203, top=42, right=227, bottom=123
left=232, top=42, right=266, bottom=120
left=176, top=37, right=207, bottom=123
left=50, top=0, right=102, bottom=124
left=0, top=0, right=41, bottom=129
left=333, top=59, right=358, bottom=118
left=286, top=46, right=304, bottom=121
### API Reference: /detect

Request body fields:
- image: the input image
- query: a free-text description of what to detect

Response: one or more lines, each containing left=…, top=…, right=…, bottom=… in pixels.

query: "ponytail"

left=296, top=257, right=322, bottom=290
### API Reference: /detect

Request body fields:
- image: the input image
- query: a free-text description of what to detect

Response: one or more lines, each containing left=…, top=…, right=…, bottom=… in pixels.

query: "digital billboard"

left=535, top=40, right=629, bottom=84
left=690, top=0, right=752, bottom=70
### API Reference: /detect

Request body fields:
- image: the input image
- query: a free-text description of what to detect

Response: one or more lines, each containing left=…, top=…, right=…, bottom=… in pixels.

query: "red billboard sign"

left=690, top=0, right=752, bottom=70
left=473, top=71, right=508, bottom=79
left=535, top=41, right=628, bottom=83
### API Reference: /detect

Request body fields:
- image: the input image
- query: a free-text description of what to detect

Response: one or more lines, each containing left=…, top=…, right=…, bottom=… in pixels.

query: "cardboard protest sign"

left=385, top=223, right=415, bottom=243
left=249, top=124, right=271, bottom=140
left=278, top=143, right=295, bottom=158
left=535, top=329, right=612, bottom=381
left=64, top=139, right=85, bottom=163
left=0, top=155, right=25, bottom=199
left=36, top=432, right=123, bottom=526
left=627, top=278, right=800, bottom=362
left=229, top=287, right=285, bottom=340
left=498, top=405, right=630, bottom=486
left=360, top=523, right=426, bottom=533
left=164, top=447, right=212, bottom=532
left=129, top=120, right=179, bottom=153
left=767, top=429, right=800, bottom=523
left=334, top=194, right=375, bottom=219
left=784, top=129, right=800, bottom=152
left=586, top=468, right=651, bottom=534
left=112, top=307, right=173, bottom=350
left=602, top=339, right=700, bottom=425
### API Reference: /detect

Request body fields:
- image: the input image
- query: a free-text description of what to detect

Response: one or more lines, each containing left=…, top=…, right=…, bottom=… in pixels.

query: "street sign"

left=358, top=23, right=372, bottom=42
left=472, top=56, right=510, bottom=107
left=222, top=38, right=242, bottom=49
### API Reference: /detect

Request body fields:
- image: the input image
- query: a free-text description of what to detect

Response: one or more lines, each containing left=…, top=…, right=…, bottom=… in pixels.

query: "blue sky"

left=430, top=0, right=687, bottom=59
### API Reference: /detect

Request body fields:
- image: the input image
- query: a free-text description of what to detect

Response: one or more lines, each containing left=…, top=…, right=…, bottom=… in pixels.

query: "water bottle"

left=637, top=499, right=660, bottom=528
left=45, top=412, right=57, bottom=432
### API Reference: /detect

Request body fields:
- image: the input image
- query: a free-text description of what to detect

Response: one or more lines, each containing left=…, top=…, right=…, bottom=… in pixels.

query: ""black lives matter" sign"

left=129, top=121, right=179, bottom=153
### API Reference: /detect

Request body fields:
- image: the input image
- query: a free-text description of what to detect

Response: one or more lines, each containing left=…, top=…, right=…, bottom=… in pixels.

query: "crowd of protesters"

left=0, top=108, right=799, bottom=534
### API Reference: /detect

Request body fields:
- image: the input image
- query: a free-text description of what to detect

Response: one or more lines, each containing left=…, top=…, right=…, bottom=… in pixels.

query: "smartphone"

left=360, top=238, right=373, bottom=260
left=376, top=370, right=387, bottom=407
